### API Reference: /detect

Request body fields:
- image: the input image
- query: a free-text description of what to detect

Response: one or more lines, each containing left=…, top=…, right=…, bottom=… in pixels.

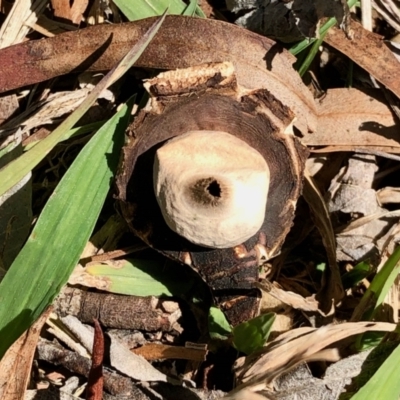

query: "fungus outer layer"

left=153, top=130, right=270, bottom=248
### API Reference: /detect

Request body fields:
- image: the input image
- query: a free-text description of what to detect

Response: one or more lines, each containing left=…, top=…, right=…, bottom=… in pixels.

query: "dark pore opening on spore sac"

left=207, top=180, right=221, bottom=198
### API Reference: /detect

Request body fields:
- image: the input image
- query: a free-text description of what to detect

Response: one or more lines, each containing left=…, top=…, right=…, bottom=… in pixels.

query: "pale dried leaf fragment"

left=234, top=321, right=397, bottom=390
left=0, top=89, right=91, bottom=139
left=233, top=350, right=373, bottom=400
left=46, top=314, right=90, bottom=358
left=51, top=0, right=89, bottom=24
left=109, top=334, right=174, bottom=383
left=256, top=280, right=321, bottom=313
left=0, top=0, right=48, bottom=49
left=25, top=388, right=86, bottom=400
left=378, top=187, right=400, bottom=204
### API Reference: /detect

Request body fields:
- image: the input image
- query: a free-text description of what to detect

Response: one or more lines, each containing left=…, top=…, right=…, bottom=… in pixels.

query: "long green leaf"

left=354, top=246, right=400, bottom=349
left=352, top=246, right=400, bottom=323
left=0, top=13, right=166, bottom=196
left=350, top=342, right=400, bottom=400
left=0, top=100, right=132, bottom=359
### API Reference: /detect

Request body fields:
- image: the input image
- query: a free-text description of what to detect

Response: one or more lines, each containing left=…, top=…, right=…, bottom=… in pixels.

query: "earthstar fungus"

left=116, top=62, right=308, bottom=325
left=154, top=130, right=270, bottom=249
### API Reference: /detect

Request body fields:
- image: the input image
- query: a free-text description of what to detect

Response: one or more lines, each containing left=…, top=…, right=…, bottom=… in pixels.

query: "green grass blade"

left=113, top=0, right=204, bottom=21
left=0, top=13, right=166, bottom=196
left=23, top=121, right=106, bottom=151
left=0, top=100, right=132, bottom=359
left=352, top=246, right=400, bottom=323
left=353, top=246, right=400, bottom=349
left=290, top=0, right=358, bottom=56
left=350, top=342, right=400, bottom=400
left=297, top=33, right=326, bottom=77
left=183, top=0, right=204, bottom=17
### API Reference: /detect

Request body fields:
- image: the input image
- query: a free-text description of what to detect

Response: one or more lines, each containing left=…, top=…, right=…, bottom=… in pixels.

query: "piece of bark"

left=86, top=319, right=104, bottom=400
left=36, top=338, right=133, bottom=396
left=132, top=343, right=207, bottom=362
left=54, top=287, right=182, bottom=331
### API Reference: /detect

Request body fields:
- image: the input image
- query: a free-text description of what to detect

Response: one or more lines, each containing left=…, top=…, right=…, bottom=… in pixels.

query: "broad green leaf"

left=232, top=312, right=275, bottom=355
left=85, top=258, right=194, bottom=297
left=350, top=342, right=400, bottom=400
left=208, top=306, right=232, bottom=341
left=113, top=0, right=205, bottom=21
left=0, top=100, right=132, bottom=359
left=0, top=13, right=166, bottom=196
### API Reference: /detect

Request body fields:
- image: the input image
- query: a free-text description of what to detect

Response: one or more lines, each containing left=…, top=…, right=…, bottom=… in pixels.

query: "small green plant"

left=208, top=306, right=276, bottom=355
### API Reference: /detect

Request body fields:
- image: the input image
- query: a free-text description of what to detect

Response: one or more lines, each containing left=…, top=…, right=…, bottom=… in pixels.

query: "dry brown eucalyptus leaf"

left=0, top=16, right=398, bottom=150
left=325, top=19, right=400, bottom=99
left=0, top=15, right=317, bottom=136
left=309, top=88, right=399, bottom=151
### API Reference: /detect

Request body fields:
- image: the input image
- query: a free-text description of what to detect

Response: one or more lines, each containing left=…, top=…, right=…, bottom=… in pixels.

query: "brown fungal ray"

left=117, top=65, right=308, bottom=325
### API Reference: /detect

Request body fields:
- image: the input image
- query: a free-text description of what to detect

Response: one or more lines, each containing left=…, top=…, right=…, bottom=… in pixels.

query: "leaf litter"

left=1, top=0, right=400, bottom=399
